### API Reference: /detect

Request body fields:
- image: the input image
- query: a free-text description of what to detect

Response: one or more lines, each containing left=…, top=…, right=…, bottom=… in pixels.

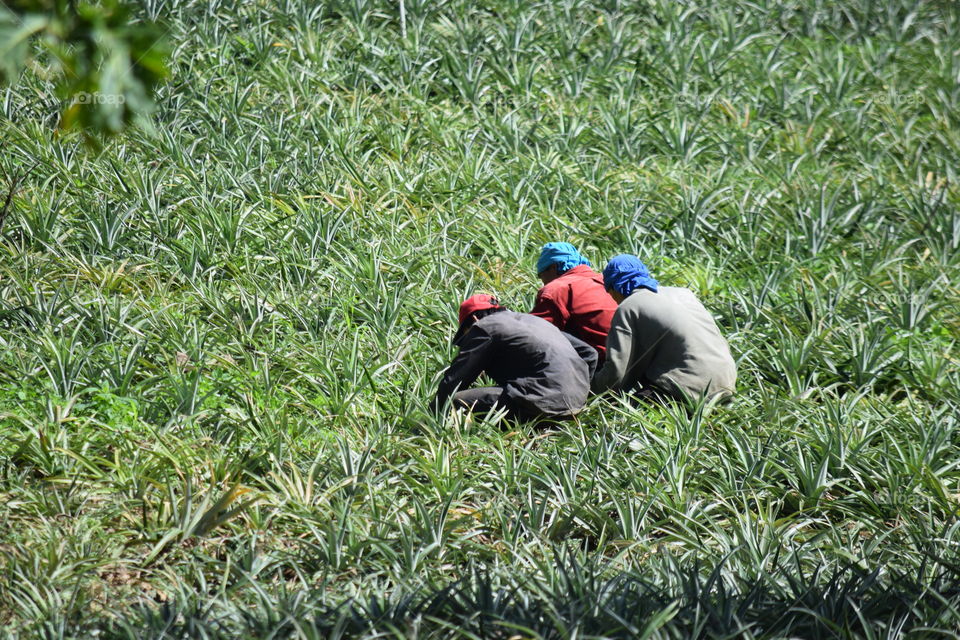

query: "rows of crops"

left=1, top=0, right=959, bottom=636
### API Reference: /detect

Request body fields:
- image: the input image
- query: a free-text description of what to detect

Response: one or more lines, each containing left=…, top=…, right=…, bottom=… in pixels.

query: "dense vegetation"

left=1, top=0, right=959, bottom=636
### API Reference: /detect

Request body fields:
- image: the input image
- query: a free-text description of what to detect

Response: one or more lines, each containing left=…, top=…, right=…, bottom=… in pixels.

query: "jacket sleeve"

left=562, top=331, right=598, bottom=380
left=433, top=327, right=493, bottom=412
left=530, top=289, right=568, bottom=329
left=591, top=308, right=635, bottom=393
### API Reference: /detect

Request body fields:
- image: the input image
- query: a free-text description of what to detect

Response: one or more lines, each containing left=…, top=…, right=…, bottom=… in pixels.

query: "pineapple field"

left=1, top=0, right=960, bottom=636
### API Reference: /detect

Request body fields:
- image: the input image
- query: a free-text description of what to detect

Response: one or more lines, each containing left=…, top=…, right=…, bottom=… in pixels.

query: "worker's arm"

left=591, top=309, right=635, bottom=393
left=433, top=326, right=493, bottom=412
left=530, top=289, right=568, bottom=329
left=562, top=331, right=598, bottom=380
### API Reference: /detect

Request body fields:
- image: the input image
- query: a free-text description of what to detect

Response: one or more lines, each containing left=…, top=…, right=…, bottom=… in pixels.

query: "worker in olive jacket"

left=592, top=255, right=736, bottom=402
left=434, top=294, right=597, bottom=420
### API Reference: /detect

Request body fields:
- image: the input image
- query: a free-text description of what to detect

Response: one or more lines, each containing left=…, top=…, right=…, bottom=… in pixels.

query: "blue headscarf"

left=536, top=242, right=591, bottom=275
left=602, top=255, right=659, bottom=297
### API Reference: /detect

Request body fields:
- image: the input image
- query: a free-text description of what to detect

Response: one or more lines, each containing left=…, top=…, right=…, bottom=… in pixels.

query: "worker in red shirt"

left=530, top=242, right=618, bottom=364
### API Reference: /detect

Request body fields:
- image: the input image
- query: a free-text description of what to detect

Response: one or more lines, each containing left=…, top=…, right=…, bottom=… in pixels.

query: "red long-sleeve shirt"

left=530, top=265, right=618, bottom=363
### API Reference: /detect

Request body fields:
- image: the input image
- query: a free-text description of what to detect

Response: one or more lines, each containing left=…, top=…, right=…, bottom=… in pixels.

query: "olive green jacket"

left=592, top=287, right=736, bottom=400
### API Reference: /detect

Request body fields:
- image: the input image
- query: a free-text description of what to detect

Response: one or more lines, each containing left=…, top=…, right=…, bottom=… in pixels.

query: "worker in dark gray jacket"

left=434, top=294, right=597, bottom=420
left=592, top=255, right=736, bottom=402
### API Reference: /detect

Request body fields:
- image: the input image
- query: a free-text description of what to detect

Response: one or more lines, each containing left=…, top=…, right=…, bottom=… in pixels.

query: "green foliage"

left=1, top=0, right=960, bottom=636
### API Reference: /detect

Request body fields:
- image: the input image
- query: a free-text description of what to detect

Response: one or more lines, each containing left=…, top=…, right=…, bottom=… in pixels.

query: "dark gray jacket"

left=435, top=311, right=597, bottom=417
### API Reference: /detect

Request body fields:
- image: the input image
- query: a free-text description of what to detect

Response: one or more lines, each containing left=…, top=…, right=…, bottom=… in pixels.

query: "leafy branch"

left=0, top=0, right=169, bottom=139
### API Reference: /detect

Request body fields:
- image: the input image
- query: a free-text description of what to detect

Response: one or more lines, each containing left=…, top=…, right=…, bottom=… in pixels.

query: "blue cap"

left=602, top=255, right=659, bottom=297
left=536, top=242, right=590, bottom=275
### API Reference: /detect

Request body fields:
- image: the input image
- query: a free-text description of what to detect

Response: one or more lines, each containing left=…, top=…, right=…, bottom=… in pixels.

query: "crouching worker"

left=592, top=255, right=736, bottom=403
left=531, top=242, right=618, bottom=364
left=433, top=294, right=597, bottom=421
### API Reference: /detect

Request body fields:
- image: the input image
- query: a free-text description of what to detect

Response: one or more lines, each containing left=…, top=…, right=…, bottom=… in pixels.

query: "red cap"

left=458, top=294, right=502, bottom=325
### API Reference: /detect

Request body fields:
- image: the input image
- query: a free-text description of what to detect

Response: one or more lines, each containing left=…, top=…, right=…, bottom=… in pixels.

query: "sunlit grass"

left=1, top=0, right=959, bottom=636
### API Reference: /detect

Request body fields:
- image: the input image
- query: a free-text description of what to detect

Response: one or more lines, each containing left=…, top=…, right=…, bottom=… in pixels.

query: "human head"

left=454, top=294, right=506, bottom=341
left=602, top=255, right=659, bottom=301
left=536, top=242, right=590, bottom=284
